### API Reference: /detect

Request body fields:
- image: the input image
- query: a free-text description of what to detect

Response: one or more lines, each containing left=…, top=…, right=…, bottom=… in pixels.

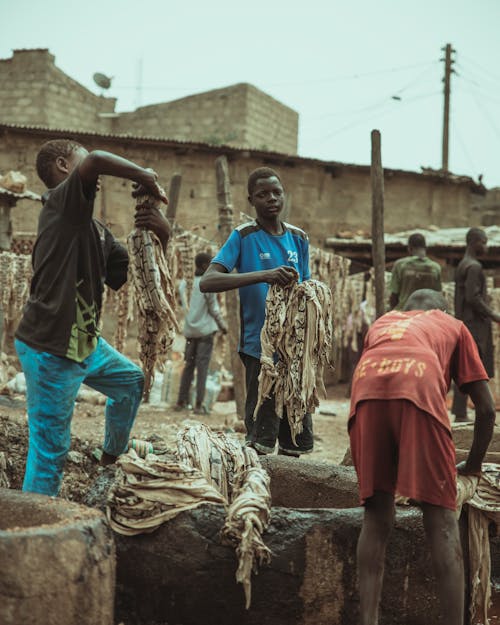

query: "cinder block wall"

left=0, top=50, right=116, bottom=133
left=0, top=128, right=481, bottom=249
left=116, top=83, right=298, bottom=154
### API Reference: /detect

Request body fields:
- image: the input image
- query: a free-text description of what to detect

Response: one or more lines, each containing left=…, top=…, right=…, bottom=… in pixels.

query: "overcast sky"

left=2, top=0, right=499, bottom=187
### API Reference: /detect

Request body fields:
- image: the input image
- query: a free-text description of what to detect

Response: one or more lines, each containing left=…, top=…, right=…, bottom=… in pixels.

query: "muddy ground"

left=0, top=384, right=352, bottom=502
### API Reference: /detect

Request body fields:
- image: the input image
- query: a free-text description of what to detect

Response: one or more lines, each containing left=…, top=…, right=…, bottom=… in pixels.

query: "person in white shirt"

left=175, top=253, right=227, bottom=414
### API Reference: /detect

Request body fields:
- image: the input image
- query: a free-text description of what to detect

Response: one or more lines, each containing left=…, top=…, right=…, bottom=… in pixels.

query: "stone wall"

left=0, top=49, right=116, bottom=133
left=0, top=126, right=483, bottom=249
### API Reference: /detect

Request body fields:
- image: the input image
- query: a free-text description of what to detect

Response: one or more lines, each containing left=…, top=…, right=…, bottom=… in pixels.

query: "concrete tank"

left=0, top=488, right=115, bottom=625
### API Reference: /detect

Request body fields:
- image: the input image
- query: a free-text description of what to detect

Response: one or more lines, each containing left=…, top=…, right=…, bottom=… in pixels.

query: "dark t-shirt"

left=16, top=168, right=128, bottom=361
left=454, top=257, right=495, bottom=376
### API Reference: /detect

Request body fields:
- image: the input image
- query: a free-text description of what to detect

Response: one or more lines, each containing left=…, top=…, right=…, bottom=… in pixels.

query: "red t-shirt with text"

left=350, top=310, right=488, bottom=431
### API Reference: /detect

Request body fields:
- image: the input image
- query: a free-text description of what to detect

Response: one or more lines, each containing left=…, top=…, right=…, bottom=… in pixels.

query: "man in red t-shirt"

left=349, top=288, right=495, bottom=625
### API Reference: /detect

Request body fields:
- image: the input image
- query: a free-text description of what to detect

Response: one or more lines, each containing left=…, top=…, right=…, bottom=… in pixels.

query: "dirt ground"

left=0, top=383, right=352, bottom=502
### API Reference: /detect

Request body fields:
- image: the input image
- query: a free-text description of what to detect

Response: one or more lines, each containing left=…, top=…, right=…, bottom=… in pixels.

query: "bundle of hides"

left=0, top=251, right=32, bottom=323
left=255, top=279, right=334, bottom=444
left=174, top=230, right=196, bottom=304
left=107, top=423, right=271, bottom=609
left=127, top=195, right=178, bottom=400
left=0, top=170, right=27, bottom=194
left=101, top=281, right=135, bottom=354
left=456, top=464, right=500, bottom=625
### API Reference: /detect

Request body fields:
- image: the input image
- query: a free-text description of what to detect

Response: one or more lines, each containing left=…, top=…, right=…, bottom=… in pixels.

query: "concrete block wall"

left=0, top=50, right=297, bottom=155
left=116, top=83, right=298, bottom=154
left=243, top=84, right=298, bottom=153
left=0, top=128, right=481, bottom=250
left=0, top=50, right=116, bottom=133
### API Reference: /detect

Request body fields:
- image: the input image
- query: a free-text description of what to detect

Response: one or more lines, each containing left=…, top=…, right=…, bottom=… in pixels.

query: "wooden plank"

left=371, top=130, right=386, bottom=318
left=215, top=156, right=246, bottom=419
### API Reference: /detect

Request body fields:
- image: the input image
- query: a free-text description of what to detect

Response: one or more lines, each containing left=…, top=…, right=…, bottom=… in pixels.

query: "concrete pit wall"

left=108, top=457, right=443, bottom=625
left=0, top=488, right=116, bottom=625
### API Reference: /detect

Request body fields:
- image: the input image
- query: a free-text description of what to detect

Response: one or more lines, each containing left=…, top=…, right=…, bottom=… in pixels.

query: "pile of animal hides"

left=106, top=423, right=271, bottom=609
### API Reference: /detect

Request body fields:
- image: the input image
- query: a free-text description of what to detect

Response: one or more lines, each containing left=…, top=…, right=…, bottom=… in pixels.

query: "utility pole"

left=441, top=43, right=455, bottom=172
left=370, top=129, right=385, bottom=318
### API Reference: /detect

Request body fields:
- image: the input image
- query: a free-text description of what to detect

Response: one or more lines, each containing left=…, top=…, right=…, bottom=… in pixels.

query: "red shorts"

left=349, top=399, right=457, bottom=510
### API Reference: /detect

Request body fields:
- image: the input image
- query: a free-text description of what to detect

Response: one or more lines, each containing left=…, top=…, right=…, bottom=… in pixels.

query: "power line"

left=469, top=91, right=500, bottom=141
left=302, top=64, right=438, bottom=123
left=108, top=60, right=440, bottom=92
left=314, top=90, right=441, bottom=145
left=455, top=82, right=500, bottom=107
left=451, top=119, right=478, bottom=174
left=459, top=54, right=500, bottom=86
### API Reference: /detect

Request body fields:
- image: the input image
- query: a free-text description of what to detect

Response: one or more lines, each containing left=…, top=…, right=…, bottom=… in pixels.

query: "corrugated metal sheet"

left=326, top=226, right=500, bottom=249
left=0, top=123, right=485, bottom=192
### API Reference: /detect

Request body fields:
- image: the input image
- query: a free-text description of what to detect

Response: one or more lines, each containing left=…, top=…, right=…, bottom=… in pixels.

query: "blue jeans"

left=15, top=337, right=144, bottom=496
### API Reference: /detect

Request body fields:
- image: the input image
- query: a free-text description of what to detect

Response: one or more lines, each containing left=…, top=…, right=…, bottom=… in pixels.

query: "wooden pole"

left=371, top=130, right=386, bottom=318
left=282, top=191, right=292, bottom=222
left=0, top=198, right=14, bottom=352
left=167, top=174, right=182, bottom=223
left=215, top=156, right=246, bottom=419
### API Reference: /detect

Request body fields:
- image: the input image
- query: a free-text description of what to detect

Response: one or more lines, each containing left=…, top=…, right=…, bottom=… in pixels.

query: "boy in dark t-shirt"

left=200, top=167, right=313, bottom=456
left=15, top=139, right=170, bottom=496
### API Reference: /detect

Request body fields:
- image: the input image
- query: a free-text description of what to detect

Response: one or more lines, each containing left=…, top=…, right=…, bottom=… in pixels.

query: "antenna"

left=135, top=58, right=143, bottom=109
left=93, top=72, right=112, bottom=91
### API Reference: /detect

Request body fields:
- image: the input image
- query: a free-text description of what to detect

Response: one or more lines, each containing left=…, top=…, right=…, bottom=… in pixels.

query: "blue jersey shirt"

left=212, top=220, right=310, bottom=359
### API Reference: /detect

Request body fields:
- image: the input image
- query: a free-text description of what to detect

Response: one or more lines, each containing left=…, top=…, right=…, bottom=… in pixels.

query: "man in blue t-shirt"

left=200, top=167, right=313, bottom=456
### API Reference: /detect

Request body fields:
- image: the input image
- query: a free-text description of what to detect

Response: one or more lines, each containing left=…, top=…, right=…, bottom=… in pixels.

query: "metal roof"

left=326, top=226, right=500, bottom=249
left=0, top=123, right=485, bottom=192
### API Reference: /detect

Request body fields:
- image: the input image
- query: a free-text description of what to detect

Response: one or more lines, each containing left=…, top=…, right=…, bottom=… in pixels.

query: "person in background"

left=349, top=288, right=494, bottom=625
left=390, top=233, right=442, bottom=310
left=174, top=252, right=227, bottom=415
left=452, top=227, right=500, bottom=421
left=15, top=139, right=170, bottom=496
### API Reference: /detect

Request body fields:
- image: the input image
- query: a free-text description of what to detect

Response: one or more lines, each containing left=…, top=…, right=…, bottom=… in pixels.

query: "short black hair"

left=195, top=252, right=213, bottom=268
left=247, top=167, right=282, bottom=196
left=408, top=233, right=426, bottom=249
left=36, top=139, right=83, bottom=187
left=466, top=227, right=486, bottom=245
left=403, top=288, right=447, bottom=312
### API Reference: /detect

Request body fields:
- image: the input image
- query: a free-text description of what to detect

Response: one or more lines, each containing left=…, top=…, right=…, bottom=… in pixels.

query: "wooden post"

left=0, top=198, right=13, bottom=351
left=0, top=198, right=13, bottom=251
left=167, top=174, right=182, bottom=223
left=99, top=177, right=107, bottom=224
left=215, top=156, right=246, bottom=419
left=371, top=130, right=385, bottom=318
left=282, top=191, right=292, bottom=222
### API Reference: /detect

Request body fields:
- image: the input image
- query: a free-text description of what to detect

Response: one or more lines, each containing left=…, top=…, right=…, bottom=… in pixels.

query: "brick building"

left=0, top=48, right=487, bottom=249
left=0, top=124, right=485, bottom=249
left=0, top=49, right=298, bottom=154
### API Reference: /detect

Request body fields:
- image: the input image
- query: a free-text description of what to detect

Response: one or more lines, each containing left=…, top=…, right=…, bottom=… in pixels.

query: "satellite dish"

left=93, top=72, right=112, bottom=90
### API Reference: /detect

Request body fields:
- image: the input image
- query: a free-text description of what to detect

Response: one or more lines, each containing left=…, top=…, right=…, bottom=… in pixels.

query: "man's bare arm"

left=78, top=151, right=168, bottom=204
left=200, top=262, right=298, bottom=293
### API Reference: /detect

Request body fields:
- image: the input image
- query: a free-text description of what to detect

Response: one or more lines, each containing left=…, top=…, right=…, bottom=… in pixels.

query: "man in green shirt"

left=390, top=233, right=442, bottom=310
